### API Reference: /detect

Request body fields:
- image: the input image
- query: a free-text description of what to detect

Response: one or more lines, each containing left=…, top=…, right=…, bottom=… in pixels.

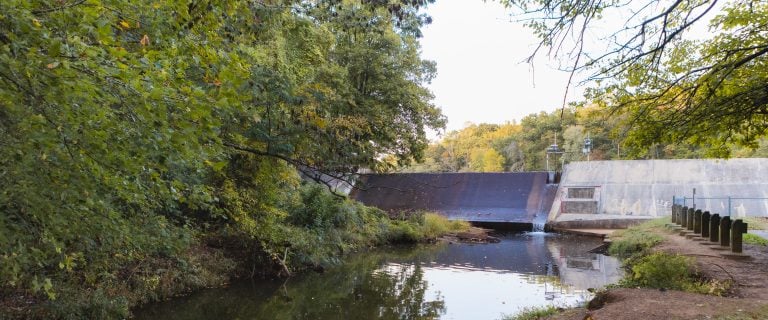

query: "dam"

left=349, top=172, right=556, bottom=229
left=351, top=159, right=768, bottom=230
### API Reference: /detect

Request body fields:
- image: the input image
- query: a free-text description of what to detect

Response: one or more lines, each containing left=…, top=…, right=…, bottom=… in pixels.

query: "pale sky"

left=419, top=0, right=722, bottom=139
left=419, top=0, right=584, bottom=137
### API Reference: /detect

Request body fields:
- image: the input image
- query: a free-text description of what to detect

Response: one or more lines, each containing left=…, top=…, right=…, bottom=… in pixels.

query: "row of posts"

left=670, top=204, right=748, bottom=254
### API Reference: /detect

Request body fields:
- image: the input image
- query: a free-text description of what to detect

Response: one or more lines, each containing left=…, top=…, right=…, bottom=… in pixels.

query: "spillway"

left=350, top=172, right=556, bottom=229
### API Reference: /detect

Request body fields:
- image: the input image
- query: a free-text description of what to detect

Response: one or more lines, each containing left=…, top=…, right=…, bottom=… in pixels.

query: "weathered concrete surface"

left=350, top=172, right=555, bottom=225
left=548, top=159, right=768, bottom=229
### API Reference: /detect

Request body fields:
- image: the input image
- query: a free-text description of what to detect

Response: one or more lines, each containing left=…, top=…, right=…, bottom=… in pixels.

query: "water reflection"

left=134, top=233, right=621, bottom=320
left=547, top=235, right=623, bottom=290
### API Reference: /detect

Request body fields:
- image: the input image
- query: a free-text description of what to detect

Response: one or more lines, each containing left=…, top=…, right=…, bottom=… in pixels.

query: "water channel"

left=134, top=232, right=622, bottom=320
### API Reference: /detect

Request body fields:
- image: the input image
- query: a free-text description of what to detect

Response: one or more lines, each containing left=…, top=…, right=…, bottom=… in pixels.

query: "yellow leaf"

left=119, top=20, right=130, bottom=29
left=313, top=118, right=327, bottom=129
left=140, top=34, right=150, bottom=46
left=32, top=19, right=41, bottom=27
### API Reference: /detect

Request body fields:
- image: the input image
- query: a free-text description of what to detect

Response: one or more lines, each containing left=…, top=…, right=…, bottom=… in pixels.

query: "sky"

left=418, top=0, right=724, bottom=139
left=419, top=0, right=584, bottom=137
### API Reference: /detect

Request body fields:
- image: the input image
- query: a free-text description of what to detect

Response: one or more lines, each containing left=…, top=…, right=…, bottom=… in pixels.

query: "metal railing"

left=673, top=195, right=768, bottom=217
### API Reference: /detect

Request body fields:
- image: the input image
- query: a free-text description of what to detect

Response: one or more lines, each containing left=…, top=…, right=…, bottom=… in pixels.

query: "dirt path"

left=549, top=230, right=768, bottom=320
left=658, top=233, right=768, bottom=300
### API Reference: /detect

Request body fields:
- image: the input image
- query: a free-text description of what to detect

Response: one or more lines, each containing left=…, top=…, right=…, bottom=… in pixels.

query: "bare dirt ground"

left=548, top=227, right=768, bottom=320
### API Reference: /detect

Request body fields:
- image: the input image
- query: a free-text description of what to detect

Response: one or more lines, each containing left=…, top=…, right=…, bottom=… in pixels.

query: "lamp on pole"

left=582, top=132, right=592, bottom=161
left=546, top=132, right=563, bottom=171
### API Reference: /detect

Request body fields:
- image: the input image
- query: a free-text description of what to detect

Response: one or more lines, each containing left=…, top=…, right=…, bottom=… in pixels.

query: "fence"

left=672, top=195, right=768, bottom=217
left=668, top=204, right=749, bottom=256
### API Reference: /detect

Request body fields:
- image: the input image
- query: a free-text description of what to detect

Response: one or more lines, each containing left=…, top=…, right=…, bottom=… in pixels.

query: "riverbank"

left=544, top=218, right=768, bottom=320
left=133, top=231, right=615, bottom=319
left=0, top=191, right=470, bottom=320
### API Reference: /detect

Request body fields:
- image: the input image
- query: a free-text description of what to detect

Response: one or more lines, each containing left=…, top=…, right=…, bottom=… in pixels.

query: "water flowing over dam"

left=350, top=172, right=557, bottom=229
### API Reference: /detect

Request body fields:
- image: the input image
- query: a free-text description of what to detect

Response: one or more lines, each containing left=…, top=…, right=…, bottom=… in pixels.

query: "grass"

left=387, top=211, right=470, bottom=243
left=607, top=218, right=665, bottom=259
left=743, top=217, right=768, bottom=230
left=423, top=213, right=471, bottom=239
left=500, top=305, right=560, bottom=320
left=743, top=233, right=768, bottom=246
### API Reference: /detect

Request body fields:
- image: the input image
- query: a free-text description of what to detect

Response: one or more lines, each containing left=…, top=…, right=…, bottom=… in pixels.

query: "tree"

left=504, top=0, right=768, bottom=157
left=0, top=0, right=443, bottom=313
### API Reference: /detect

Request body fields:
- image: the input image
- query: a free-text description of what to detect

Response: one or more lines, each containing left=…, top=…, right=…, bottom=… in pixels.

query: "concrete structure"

left=547, top=159, right=768, bottom=229
left=350, top=172, right=556, bottom=228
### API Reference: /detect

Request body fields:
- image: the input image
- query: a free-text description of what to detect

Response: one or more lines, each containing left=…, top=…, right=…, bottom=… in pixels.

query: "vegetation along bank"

left=0, top=0, right=455, bottom=318
left=507, top=218, right=768, bottom=320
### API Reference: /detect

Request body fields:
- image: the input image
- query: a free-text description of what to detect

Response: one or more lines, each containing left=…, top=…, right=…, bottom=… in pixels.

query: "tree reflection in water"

left=134, top=246, right=446, bottom=320
left=134, top=234, right=622, bottom=320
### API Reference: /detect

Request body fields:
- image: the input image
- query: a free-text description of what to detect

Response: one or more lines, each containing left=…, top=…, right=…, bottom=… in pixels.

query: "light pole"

left=546, top=132, right=563, bottom=171
left=582, top=132, right=592, bottom=161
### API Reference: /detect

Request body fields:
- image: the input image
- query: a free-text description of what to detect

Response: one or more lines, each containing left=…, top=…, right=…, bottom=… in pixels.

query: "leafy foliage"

left=504, top=0, right=768, bottom=156
left=405, top=101, right=768, bottom=173
left=623, top=252, right=695, bottom=290
left=407, top=106, right=626, bottom=172
left=620, top=252, right=730, bottom=295
left=0, top=0, right=445, bottom=317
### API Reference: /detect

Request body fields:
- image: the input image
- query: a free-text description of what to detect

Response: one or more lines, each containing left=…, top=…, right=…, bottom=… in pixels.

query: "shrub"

left=623, top=252, right=694, bottom=289
left=607, top=219, right=664, bottom=259
left=620, top=252, right=730, bottom=295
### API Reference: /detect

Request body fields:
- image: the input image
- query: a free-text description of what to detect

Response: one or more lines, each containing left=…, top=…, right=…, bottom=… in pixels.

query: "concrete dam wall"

left=548, top=159, right=768, bottom=228
left=351, top=159, right=768, bottom=230
left=350, top=172, right=556, bottom=226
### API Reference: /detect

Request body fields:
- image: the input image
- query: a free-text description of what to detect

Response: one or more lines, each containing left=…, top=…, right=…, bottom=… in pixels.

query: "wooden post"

left=701, top=211, right=710, bottom=238
left=671, top=204, right=678, bottom=224
left=709, top=214, right=720, bottom=242
left=681, top=206, right=689, bottom=228
left=687, top=207, right=695, bottom=231
left=731, top=219, right=748, bottom=253
left=693, top=209, right=702, bottom=234
left=720, top=216, right=731, bottom=247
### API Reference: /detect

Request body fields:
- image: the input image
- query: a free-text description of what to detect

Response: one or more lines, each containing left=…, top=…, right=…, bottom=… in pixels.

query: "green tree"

left=481, top=148, right=506, bottom=172
left=0, top=0, right=443, bottom=316
left=504, top=0, right=768, bottom=157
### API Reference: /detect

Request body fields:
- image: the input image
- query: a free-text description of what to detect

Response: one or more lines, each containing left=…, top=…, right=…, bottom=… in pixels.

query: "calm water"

left=133, top=232, right=621, bottom=320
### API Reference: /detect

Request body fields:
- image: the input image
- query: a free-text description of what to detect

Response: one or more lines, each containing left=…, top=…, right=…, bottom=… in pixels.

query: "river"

left=133, top=232, right=622, bottom=320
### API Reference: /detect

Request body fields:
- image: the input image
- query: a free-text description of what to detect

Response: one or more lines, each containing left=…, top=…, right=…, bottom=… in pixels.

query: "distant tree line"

left=404, top=104, right=768, bottom=173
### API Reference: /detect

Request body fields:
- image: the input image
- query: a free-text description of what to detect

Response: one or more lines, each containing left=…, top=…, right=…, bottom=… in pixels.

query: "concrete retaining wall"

left=548, top=159, right=768, bottom=225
